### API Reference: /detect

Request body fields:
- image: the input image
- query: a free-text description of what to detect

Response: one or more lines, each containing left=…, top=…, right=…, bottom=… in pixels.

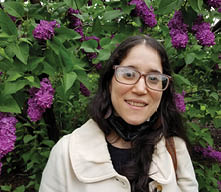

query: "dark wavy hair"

left=89, top=35, right=188, bottom=192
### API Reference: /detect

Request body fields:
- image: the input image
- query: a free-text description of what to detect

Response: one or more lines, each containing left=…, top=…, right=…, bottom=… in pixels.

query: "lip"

left=125, top=99, right=148, bottom=108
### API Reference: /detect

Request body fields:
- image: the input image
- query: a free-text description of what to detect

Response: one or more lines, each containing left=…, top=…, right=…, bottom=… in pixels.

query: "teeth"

left=127, top=101, right=146, bottom=107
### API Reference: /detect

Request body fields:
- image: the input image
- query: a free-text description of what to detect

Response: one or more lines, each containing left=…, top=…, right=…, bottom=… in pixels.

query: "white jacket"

left=39, top=119, right=198, bottom=192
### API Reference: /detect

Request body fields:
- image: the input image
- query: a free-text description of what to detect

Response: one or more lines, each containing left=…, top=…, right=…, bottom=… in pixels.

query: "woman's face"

left=109, top=44, right=163, bottom=125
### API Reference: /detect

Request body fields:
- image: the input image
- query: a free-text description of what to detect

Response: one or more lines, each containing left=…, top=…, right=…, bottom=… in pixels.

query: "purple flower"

left=35, top=78, right=54, bottom=108
left=27, top=78, right=54, bottom=122
left=218, top=181, right=221, bottom=190
left=218, top=7, right=221, bottom=12
left=9, top=14, right=16, bottom=23
left=88, top=0, right=92, bottom=6
left=205, top=0, right=221, bottom=8
left=170, top=30, right=188, bottom=49
left=129, top=0, right=157, bottom=28
left=0, top=72, right=2, bottom=76
left=218, top=54, right=221, bottom=60
left=194, top=146, right=221, bottom=162
left=80, top=83, right=90, bottom=97
left=168, top=11, right=188, bottom=49
left=67, top=8, right=84, bottom=39
left=95, top=63, right=102, bottom=71
left=174, top=90, right=186, bottom=112
left=192, top=16, right=215, bottom=47
left=33, top=20, right=60, bottom=40
left=27, top=98, right=45, bottom=122
left=0, top=112, right=17, bottom=160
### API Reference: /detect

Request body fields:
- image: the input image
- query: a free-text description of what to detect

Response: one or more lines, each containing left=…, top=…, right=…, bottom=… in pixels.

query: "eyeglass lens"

left=115, top=67, right=169, bottom=91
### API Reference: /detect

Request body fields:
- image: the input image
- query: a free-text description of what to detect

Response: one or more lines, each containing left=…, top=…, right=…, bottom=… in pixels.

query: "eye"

left=121, top=68, right=137, bottom=79
left=147, top=74, right=160, bottom=84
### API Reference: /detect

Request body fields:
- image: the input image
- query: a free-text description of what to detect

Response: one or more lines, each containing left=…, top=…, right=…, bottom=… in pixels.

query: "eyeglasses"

left=113, top=65, right=171, bottom=91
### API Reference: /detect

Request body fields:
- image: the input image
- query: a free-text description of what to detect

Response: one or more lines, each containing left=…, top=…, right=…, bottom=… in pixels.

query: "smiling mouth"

left=126, top=100, right=147, bottom=107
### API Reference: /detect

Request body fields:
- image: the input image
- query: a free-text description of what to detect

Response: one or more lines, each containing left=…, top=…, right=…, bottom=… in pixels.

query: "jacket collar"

left=69, top=119, right=175, bottom=184
left=69, top=119, right=117, bottom=183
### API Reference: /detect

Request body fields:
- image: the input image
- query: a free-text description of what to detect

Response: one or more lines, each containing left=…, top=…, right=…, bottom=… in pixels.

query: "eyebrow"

left=125, top=65, right=162, bottom=74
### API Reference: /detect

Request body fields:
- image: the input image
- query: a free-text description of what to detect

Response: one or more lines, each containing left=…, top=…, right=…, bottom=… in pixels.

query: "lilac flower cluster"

left=192, top=16, right=215, bottom=47
left=80, top=83, right=90, bottom=97
left=168, top=11, right=189, bottom=49
left=0, top=71, right=2, bottom=76
left=67, top=8, right=84, bottom=38
left=129, top=0, right=157, bottom=28
left=33, top=20, right=60, bottom=41
left=194, top=146, right=221, bottom=162
left=0, top=112, right=17, bottom=174
left=27, top=78, right=54, bottom=122
left=205, top=0, right=221, bottom=8
left=174, top=90, right=186, bottom=112
left=218, top=7, right=221, bottom=12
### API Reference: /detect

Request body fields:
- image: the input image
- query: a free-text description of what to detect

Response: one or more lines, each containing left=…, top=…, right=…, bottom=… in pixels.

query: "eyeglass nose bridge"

left=134, top=73, right=153, bottom=90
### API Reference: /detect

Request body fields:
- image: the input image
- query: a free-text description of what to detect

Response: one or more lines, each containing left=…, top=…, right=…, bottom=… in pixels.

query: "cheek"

left=151, top=92, right=162, bottom=107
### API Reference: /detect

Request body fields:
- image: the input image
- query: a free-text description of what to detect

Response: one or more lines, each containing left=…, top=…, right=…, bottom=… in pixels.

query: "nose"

left=132, top=76, right=148, bottom=95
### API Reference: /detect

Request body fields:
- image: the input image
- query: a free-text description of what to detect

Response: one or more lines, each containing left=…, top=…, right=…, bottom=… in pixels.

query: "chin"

left=124, top=118, right=147, bottom=126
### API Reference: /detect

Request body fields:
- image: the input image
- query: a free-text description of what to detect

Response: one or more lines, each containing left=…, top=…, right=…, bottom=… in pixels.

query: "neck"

left=106, top=131, right=132, bottom=149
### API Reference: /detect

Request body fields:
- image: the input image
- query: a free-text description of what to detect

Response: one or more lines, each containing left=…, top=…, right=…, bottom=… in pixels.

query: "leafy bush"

left=0, top=0, right=220, bottom=191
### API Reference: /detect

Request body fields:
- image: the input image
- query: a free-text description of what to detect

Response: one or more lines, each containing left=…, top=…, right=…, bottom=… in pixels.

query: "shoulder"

left=172, top=136, right=188, bottom=152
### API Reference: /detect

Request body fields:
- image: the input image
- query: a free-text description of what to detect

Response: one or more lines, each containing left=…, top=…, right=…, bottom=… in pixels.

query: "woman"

left=39, top=35, right=198, bottom=192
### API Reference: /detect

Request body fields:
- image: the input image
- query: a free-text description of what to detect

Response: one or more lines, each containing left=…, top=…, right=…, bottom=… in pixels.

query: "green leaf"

left=80, top=39, right=98, bottom=52
left=42, top=61, right=57, bottom=76
left=209, top=92, right=218, bottom=101
left=185, top=53, right=196, bottom=64
left=100, top=37, right=112, bottom=47
left=173, top=74, right=191, bottom=86
left=103, top=10, right=124, bottom=21
left=23, top=135, right=36, bottom=144
left=11, top=43, right=29, bottom=65
left=3, top=80, right=27, bottom=95
left=0, top=94, right=21, bottom=113
left=28, top=56, right=44, bottom=71
left=64, top=0, right=77, bottom=9
left=188, top=0, right=203, bottom=12
left=213, top=119, right=221, bottom=128
left=95, top=48, right=111, bottom=63
left=143, top=0, right=152, bottom=7
left=3, top=2, right=24, bottom=18
left=75, top=0, right=87, bottom=7
left=47, top=37, right=63, bottom=55
left=1, top=185, right=12, bottom=191
left=41, top=140, right=55, bottom=147
left=55, top=27, right=82, bottom=43
left=7, top=71, right=23, bottom=81
left=0, top=47, right=13, bottom=63
left=63, top=72, right=77, bottom=93
left=60, top=48, right=75, bottom=72
left=13, top=185, right=25, bottom=192
left=157, top=0, right=183, bottom=14
left=0, top=9, right=17, bottom=36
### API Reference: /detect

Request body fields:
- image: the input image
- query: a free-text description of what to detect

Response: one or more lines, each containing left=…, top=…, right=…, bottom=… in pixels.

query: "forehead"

left=120, top=44, right=163, bottom=73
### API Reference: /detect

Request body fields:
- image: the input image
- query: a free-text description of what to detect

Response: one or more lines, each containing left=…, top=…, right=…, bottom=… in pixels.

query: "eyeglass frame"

left=113, top=65, right=172, bottom=92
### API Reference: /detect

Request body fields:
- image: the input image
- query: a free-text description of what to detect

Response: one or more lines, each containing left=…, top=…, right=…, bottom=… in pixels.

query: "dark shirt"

left=107, top=141, right=133, bottom=175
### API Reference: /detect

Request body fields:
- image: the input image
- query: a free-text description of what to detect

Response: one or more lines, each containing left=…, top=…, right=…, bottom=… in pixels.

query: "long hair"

left=89, top=35, right=188, bottom=192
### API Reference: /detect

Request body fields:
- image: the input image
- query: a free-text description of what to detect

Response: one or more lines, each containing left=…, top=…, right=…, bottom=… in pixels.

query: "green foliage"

left=0, top=0, right=220, bottom=191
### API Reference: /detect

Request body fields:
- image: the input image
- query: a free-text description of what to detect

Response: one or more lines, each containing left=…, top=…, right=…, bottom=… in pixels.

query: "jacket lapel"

left=69, top=119, right=117, bottom=183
